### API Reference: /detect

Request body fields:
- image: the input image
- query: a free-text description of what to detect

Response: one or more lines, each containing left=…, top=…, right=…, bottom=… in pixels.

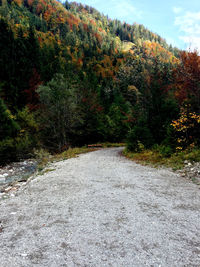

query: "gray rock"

left=0, top=177, right=5, bottom=183
left=4, top=186, right=12, bottom=193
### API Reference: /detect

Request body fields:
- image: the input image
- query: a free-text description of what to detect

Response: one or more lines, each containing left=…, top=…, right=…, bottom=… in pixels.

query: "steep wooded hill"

left=1, top=0, right=199, bottom=164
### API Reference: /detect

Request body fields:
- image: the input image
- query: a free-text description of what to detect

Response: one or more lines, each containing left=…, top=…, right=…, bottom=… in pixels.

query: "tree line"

left=0, top=0, right=199, bottom=164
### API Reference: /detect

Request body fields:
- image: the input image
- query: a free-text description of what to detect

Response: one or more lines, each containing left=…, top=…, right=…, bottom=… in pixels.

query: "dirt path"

left=0, top=148, right=200, bottom=266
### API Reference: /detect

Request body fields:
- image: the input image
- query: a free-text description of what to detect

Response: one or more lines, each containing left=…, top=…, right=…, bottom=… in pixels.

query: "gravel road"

left=0, top=148, right=200, bottom=267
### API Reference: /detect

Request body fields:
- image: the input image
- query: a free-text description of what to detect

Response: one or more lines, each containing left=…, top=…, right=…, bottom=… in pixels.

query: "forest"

left=0, top=0, right=200, bottom=164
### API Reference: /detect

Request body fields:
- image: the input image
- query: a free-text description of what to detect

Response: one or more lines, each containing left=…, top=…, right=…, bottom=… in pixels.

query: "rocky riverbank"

left=178, top=160, right=200, bottom=185
left=0, top=153, right=199, bottom=202
left=0, top=159, right=37, bottom=200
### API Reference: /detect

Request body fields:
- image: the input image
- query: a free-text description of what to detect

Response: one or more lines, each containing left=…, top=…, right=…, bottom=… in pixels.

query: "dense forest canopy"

left=0, top=0, right=199, bottom=164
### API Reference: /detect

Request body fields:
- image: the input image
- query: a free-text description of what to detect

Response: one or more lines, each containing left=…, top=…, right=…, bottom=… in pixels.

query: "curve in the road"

left=0, top=148, right=200, bottom=266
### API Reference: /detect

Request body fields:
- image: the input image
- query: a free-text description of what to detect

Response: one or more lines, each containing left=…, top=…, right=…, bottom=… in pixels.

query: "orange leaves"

left=98, top=27, right=105, bottom=34
left=36, top=3, right=43, bottom=14
left=27, top=0, right=34, bottom=6
left=173, top=50, right=200, bottom=107
left=26, top=0, right=81, bottom=29
left=83, top=23, right=88, bottom=31
left=94, top=32, right=102, bottom=44
left=25, top=69, right=41, bottom=110
left=66, top=13, right=80, bottom=29
left=143, top=41, right=178, bottom=64
left=37, top=31, right=56, bottom=47
left=89, top=19, right=96, bottom=27
left=43, top=10, right=51, bottom=22
left=93, top=55, right=119, bottom=79
left=76, top=58, right=83, bottom=69
left=13, top=0, right=23, bottom=6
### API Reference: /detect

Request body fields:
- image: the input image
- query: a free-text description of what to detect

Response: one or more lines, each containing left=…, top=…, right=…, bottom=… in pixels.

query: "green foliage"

left=0, top=106, right=38, bottom=164
left=0, top=97, right=20, bottom=140
left=117, top=47, right=179, bottom=150
left=153, top=144, right=173, bottom=158
left=126, top=123, right=154, bottom=152
left=124, top=146, right=200, bottom=170
left=105, top=99, right=132, bottom=141
left=0, top=134, right=33, bottom=164
left=37, top=73, right=84, bottom=151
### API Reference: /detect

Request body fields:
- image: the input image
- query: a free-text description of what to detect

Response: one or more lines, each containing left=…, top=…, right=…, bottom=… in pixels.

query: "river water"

left=0, top=159, right=38, bottom=191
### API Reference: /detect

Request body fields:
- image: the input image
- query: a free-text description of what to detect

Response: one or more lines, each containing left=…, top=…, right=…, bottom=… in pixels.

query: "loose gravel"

left=0, top=148, right=200, bottom=267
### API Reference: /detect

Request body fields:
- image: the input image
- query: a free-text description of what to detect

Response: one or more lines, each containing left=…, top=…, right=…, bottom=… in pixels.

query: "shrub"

left=37, top=73, right=84, bottom=151
left=0, top=98, right=20, bottom=140
left=0, top=107, right=39, bottom=164
left=0, top=138, right=16, bottom=164
left=126, top=124, right=154, bottom=152
left=158, top=145, right=173, bottom=158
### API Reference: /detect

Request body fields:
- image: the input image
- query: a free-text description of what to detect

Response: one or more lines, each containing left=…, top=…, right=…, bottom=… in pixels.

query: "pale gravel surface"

left=0, top=147, right=200, bottom=267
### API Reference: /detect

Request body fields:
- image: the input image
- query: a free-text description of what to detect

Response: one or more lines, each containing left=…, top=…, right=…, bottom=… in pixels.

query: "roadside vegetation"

left=34, top=147, right=96, bottom=172
left=123, top=147, right=200, bottom=170
left=34, top=142, right=123, bottom=172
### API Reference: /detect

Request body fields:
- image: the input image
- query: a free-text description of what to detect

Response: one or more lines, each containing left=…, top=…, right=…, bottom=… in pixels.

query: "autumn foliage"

left=173, top=51, right=200, bottom=111
left=0, top=0, right=199, bottom=163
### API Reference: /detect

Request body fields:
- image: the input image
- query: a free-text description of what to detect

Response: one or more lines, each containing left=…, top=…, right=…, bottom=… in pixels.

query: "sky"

left=71, top=0, right=200, bottom=51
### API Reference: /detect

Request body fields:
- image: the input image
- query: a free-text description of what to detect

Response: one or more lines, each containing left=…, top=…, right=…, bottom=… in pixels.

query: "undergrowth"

left=101, top=142, right=125, bottom=148
left=123, top=147, right=200, bottom=170
left=34, top=147, right=96, bottom=171
left=34, top=143, right=124, bottom=172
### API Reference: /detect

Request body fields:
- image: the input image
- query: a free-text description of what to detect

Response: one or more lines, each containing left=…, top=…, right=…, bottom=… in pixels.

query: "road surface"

left=0, top=148, right=200, bottom=266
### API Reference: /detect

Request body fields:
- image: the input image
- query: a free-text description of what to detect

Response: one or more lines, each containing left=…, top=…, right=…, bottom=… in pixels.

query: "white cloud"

left=95, top=0, right=143, bottom=22
left=173, top=7, right=183, bottom=14
left=111, top=0, right=142, bottom=20
left=78, top=0, right=142, bottom=21
left=174, top=11, right=200, bottom=51
left=180, top=36, right=200, bottom=51
left=165, top=36, right=178, bottom=47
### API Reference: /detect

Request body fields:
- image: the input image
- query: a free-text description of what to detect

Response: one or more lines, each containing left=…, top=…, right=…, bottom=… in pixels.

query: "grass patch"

left=123, top=147, right=200, bottom=170
left=101, top=142, right=125, bottom=148
left=53, top=147, right=95, bottom=161
left=34, top=144, right=124, bottom=172
left=34, top=146, right=96, bottom=172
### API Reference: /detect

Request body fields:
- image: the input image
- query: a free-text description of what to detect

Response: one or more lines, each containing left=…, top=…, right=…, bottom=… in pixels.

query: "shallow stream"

left=0, top=160, right=37, bottom=191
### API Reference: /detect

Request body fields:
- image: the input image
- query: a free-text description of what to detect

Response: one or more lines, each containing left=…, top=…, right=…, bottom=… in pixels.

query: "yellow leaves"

left=189, top=112, right=200, bottom=122
left=36, top=31, right=57, bottom=47
left=128, top=85, right=138, bottom=92
left=142, top=41, right=178, bottom=64
left=171, top=110, right=200, bottom=132
left=6, top=109, right=15, bottom=120
left=171, top=108, right=200, bottom=149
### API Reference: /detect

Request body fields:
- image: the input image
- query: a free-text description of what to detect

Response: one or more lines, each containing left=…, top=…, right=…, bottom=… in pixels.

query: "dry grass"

left=101, top=142, right=125, bottom=148
left=34, top=143, right=124, bottom=172
left=34, top=147, right=96, bottom=171
left=122, top=41, right=135, bottom=52
left=53, top=147, right=95, bottom=161
left=123, top=147, right=200, bottom=170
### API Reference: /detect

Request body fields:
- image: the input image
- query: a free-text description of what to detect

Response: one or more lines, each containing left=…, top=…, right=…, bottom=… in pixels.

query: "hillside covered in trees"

left=0, top=0, right=200, bottom=164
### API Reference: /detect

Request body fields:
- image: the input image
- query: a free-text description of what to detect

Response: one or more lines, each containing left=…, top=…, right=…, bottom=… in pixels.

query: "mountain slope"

left=1, top=0, right=192, bottom=164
